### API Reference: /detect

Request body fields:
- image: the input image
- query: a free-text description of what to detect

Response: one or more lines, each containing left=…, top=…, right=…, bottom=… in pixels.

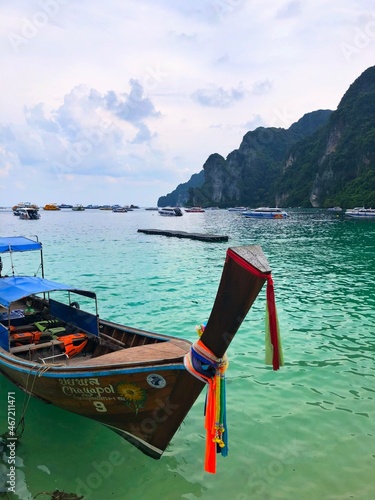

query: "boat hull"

left=0, top=348, right=203, bottom=458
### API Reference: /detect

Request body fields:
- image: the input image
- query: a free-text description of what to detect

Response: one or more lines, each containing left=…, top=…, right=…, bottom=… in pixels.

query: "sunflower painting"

left=116, top=382, right=146, bottom=413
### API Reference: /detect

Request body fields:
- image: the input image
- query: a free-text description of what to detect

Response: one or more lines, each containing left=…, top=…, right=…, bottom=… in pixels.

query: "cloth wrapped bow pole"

left=184, top=332, right=228, bottom=474
left=185, top=248, right=284, bottom=473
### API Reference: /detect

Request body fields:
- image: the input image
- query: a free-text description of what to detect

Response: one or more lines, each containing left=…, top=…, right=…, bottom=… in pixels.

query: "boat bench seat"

left=10, top=339, right=63, bottom=354
left=8, top=323, right=38, bottom=333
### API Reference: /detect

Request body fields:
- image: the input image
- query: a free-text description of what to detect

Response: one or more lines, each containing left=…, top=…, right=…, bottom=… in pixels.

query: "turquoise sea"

left=0, top=208, right=374, bottom=500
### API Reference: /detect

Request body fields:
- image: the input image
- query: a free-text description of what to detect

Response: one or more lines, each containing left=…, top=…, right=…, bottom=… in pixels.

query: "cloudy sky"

left=1, top=0, right=374, bottom=207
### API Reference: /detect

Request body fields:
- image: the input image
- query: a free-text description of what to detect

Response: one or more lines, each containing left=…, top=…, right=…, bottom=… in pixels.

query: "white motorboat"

left=158, top=207, right=183, bottom=216
left=345, top=207, right=375, bottom=218
left=17, top=207, right=41, bottom=220
left=242, top=207, right=289, bottom=219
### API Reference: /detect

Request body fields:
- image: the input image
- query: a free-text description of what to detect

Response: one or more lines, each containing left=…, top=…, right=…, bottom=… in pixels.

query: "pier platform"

left=137, top=229, right=229, bottom=242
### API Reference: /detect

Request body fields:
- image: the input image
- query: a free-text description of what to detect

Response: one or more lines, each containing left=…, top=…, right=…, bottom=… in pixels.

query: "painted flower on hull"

left=116, top=382, right=146, bottom=413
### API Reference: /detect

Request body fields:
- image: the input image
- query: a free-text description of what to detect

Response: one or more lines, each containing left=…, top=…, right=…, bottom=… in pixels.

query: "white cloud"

left=191, top=84, right=247, bottom=107
left=276, top=0, right=302, bottom=19
left=0, top=0, right=374, bottom=206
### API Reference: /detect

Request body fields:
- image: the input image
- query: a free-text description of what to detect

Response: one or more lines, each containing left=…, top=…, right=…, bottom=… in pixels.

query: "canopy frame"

left=0, top=236, right=44, bottom=278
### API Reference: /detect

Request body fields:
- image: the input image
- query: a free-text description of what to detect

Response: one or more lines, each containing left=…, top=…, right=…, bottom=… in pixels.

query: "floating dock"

left=137, top=229, right=229, bottom=242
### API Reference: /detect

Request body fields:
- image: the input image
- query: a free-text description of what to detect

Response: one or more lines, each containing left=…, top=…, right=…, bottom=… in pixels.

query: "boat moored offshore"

left=242, top=207, right=289, bottom=219
left=17, top=207, right=41, bottom=220
left=158, top=207, right=183, bottom=216
left=43, top=204, right=61, bottom=211
left=345, top=207, right=375, bottom=218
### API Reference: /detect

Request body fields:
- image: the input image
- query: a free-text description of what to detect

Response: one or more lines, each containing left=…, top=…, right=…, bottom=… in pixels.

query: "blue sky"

left=0, top=0, right=374, bottom=207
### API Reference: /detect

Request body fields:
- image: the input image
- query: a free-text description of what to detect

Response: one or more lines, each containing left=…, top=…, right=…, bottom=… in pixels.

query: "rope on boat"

left=184, top=325, right=228, bottom=474
left=15, top=364, right=52, bottom=438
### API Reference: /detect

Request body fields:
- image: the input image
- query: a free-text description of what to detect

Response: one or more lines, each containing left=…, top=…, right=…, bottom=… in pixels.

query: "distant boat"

left=327, top=207, right=342, bottom=212
left=184, top=207, right=205, bottom=213
left=112, top=207, right=128, bottom=213
left=145, top=207, right=158, bottom=211
left=158, top=207, right=183, bottom=217
left=17, top=207, right=40, bottom=220
left=72, top=204, right=85, bottom=211
left=227, top=207, right=247, bottom=212
left=345, top=207, right=375, bottom=218
left=12, top=202, right=39, bottom=216
left=242, top=207, right=289, bottom=219
left=43, top=204, right=61, bottom=211
left=58, top=204, right=73, bottom=209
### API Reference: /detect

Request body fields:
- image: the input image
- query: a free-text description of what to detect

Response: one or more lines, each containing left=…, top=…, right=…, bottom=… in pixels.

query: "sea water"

left=0, top=208, right=374, bottom=500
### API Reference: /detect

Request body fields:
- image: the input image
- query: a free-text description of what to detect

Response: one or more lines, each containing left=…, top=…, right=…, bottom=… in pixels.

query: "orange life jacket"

left=57, top=333, right=88, bottom=358
left=11, top=331, right=42, bottom=346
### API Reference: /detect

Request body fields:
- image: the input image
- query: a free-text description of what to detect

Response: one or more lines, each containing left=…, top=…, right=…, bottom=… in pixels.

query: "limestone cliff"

left=159, top=65, right=375, bottom=208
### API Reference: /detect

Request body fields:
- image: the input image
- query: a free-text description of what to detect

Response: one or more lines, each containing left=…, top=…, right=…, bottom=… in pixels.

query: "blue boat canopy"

left=0, top=276, right=96, bottom=308
left=0, top=236, right=42, bottom=253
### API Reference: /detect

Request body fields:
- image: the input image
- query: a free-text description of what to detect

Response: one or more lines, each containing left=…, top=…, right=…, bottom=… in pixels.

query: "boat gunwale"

left=0, top=349, right=187, bottom=376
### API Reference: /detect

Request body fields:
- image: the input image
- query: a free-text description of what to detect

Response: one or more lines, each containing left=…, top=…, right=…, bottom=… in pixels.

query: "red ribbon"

left=226, top=249, right=281, bottom=370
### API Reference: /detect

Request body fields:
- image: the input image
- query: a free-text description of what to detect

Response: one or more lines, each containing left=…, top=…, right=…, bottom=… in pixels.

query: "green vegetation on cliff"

left=159, top=66, right=375, bottom=208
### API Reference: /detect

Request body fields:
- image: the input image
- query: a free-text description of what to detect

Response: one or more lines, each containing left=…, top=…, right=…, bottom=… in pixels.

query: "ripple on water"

left=0, top=209, right=375, bottom=499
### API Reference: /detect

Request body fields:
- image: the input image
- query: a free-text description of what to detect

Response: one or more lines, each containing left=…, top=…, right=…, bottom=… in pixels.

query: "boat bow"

left=166, top=245, right=283, bottom=471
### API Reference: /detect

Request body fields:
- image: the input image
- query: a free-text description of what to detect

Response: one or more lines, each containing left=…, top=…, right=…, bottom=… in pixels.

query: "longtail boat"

left=0, top=236, right=283, bottom=472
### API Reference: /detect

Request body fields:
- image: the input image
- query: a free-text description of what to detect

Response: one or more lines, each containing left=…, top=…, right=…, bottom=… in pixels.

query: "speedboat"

left=345, top=207, right=375, bottom=218
left=158, top=207, right=183, bottom=216
left=17, top=207, right=41, bottom=220
left=242, top=207, right=289, bottom=219
left=227, top=207, right=247, bottom=212
left=184, top=207, right=205, bottom=213
left=112, top=207, right=128, bottom=213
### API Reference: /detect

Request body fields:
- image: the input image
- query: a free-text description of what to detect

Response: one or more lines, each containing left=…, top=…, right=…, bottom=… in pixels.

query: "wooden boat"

left=0, top=236, right=282, bottom=470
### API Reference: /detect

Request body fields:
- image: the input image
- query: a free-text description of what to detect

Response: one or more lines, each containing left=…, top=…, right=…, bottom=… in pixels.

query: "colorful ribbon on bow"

left=184, top=336, right=228, bottom=474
